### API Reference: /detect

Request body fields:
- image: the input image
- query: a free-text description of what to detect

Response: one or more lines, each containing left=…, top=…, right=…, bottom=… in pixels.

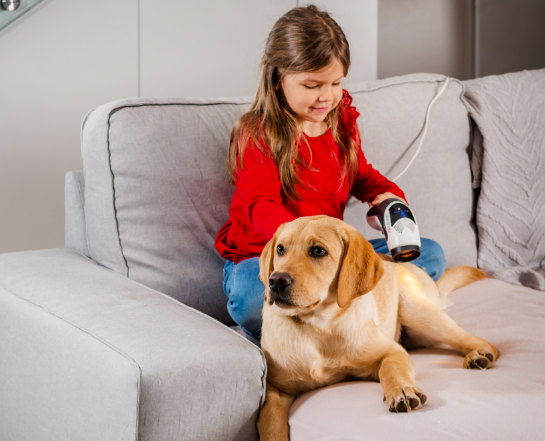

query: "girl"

left=214, top=5, right=446, bottom=342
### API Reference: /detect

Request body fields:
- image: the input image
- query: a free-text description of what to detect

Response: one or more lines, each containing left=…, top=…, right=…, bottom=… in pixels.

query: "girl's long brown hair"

left=227, top=4, right=360, bottom=201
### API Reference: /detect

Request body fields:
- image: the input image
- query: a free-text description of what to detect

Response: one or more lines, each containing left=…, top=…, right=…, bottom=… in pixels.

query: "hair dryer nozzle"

left=390, top=245, right=421, bottom=262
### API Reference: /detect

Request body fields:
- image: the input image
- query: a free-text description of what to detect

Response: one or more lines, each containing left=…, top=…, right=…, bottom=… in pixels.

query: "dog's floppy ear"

left=337, top=225, right=384, bottom=308
left=259, top=225, right=285, bottom=293
left=259, top=236, right=276, bottom=289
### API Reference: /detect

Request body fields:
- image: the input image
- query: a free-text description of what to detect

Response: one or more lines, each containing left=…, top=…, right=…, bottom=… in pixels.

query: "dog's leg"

left=398, top=285, right=499, bottom=370
left=377, top=343, right=428, bottom=412
left=257, top=382, right=295, bottom=441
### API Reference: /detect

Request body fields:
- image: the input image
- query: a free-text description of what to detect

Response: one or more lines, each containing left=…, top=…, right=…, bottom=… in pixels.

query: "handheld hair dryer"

left=366, top=198, right=421, bottom=262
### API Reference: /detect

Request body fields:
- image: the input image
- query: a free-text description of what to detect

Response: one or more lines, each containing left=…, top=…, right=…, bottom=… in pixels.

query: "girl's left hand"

left=370, top=192, right=408, bottom=207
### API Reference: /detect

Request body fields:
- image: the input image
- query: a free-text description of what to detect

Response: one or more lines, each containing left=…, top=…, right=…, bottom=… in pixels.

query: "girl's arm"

left=349, top=145, right=407, bottom=205
left=237, top=143, right=296, bottom=241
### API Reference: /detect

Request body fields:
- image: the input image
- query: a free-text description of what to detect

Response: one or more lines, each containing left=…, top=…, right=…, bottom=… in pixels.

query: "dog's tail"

left=436, top=266, right=487, bottom=298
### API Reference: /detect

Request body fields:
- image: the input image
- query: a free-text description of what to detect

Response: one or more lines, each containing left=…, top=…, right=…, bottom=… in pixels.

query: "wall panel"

left=0, top=0, right=138, bottom=253
left=140, top=0, right=295, bottom=98
left=316, top=0, right=378, bottom=85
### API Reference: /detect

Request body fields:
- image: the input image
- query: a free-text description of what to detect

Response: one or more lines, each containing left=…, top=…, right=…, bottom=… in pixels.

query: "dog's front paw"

left=463, top=348, right=497, bottom=370
left=383, top=386, right=427, bottom=413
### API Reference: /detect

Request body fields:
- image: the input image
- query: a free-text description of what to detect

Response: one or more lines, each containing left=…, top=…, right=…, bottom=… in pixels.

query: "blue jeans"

left=222, top=238, right=446, bottom=340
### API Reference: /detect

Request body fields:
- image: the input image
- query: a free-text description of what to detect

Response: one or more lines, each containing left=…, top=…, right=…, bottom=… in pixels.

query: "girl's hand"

left=370, top=192, right=408, bottom=207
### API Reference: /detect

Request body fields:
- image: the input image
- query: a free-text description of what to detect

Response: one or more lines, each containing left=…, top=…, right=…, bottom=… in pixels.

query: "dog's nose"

left=268, top=272, right=293, bottom=293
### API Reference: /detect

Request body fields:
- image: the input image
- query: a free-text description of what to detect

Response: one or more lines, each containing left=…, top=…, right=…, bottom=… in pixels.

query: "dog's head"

left=259, top=215, right=384, bottom=315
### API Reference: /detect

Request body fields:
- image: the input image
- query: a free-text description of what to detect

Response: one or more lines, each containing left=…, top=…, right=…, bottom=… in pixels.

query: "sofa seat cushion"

left=288, top=279, right=544, bottom=440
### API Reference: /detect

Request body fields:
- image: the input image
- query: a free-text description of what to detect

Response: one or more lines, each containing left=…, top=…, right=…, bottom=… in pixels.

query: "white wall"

left=0, top=0, right=378, bottom=253
left=315, top=0, right=378, bottom=86
left=139, top=0, right=378, bottom=98
left=0, top=0, right=138, bottom=253
left=2, top=0, right=543, bottom=254
left=140, top=0, right=294, bottom=98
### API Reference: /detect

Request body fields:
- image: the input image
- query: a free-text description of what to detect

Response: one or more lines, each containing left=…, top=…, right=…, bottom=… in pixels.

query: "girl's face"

left=280, top=58, right=344, bottom=131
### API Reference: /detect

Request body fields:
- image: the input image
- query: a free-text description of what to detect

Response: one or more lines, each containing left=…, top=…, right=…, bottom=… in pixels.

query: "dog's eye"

left=277, top=244, right=284, bottom=255
left=312, top=246, right=327, bottom=257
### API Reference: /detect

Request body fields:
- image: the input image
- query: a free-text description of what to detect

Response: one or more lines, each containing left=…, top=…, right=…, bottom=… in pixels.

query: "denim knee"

left=223, top=258, right=264, bottom=338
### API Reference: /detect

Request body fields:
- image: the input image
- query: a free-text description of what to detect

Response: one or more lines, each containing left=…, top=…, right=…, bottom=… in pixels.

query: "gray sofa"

left=1, top=72, right=544, bottom=441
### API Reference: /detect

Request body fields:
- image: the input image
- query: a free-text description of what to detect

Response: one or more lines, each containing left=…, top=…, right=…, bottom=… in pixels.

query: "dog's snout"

left=269, top=272, right=293, bottom=293
left=268, top=272, right=294, bottom=306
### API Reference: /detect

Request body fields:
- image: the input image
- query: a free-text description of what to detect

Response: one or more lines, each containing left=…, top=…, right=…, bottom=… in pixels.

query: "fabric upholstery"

left=0, top=248, right=265, bottom=441
left=344, top=74, right=477, bottom=268
left=288, top=279, right=544, bottom=440
left=81, top=97, right=251, bottom=323
left=0, top=285, right=139, bottom=441
left=65, top=170, right=89, bottom=257
left=463, top=69, right=545, bottom=291
left=79, top=73, right=475, bottom=325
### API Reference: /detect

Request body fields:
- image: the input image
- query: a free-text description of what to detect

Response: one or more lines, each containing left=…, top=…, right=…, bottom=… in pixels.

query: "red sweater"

left=214, top=128, right=405, bottom=263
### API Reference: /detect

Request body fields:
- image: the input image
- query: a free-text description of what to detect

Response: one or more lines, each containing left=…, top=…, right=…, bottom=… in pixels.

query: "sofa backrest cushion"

left=345, top=74, right=476, bottom=267
left=81, top=98, right=249, bottom=323
left=80, top=74, right=475, bottom=324
left=463, top=68, right=545, bottom=291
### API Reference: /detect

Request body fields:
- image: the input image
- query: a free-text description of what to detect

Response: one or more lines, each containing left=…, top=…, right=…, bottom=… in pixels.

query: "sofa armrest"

left=0, top=248, right=265, bottom=441
left=65, top=170, right=89, bottom=257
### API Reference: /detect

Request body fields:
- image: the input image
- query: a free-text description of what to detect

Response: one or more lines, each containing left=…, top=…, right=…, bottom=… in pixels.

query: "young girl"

left=214, top=5, right=446, bottom=342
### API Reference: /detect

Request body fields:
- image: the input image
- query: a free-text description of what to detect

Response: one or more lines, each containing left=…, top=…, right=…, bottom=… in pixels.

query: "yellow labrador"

left=256, top=215, right=498, bottom=441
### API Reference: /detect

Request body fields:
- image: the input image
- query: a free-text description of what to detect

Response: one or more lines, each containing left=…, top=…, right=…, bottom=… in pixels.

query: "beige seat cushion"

left=289, top=279, right=543, bottom=440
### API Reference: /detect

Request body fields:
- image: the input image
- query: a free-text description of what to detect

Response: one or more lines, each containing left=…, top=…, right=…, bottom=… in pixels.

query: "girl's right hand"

left=370, top=192, right=408, bottom=207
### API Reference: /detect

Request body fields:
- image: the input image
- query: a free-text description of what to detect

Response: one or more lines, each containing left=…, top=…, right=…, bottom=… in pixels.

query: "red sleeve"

left=237, top=143, right=296, bottom=240
left=350, top=144, right=407, bottom=203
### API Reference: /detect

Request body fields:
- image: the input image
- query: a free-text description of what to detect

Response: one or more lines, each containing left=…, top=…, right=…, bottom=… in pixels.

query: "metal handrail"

left=0, top=0, right=46, bottom=33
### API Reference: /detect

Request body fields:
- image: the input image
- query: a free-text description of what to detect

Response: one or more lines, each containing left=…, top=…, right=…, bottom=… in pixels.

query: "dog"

left=256, top=215, right=498, bottom=441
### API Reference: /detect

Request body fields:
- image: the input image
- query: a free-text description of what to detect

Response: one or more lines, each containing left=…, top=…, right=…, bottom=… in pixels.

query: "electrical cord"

left=392, top=77, right=451, bottom=182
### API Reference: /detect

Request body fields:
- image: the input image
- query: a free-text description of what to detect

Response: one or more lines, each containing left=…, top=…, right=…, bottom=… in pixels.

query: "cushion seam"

left=107, top=101, right=252, bottom=119
left=350, top=76, right=459, bottom=93
left=106, top=113, right=130, bottom=277
left=82, top=77, right=467, bottom=125
left=74, top=171, right=91, bottom=257
left=0, top=279, right=141, bottom=441
left=350, top=76, right=469, bottom=113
